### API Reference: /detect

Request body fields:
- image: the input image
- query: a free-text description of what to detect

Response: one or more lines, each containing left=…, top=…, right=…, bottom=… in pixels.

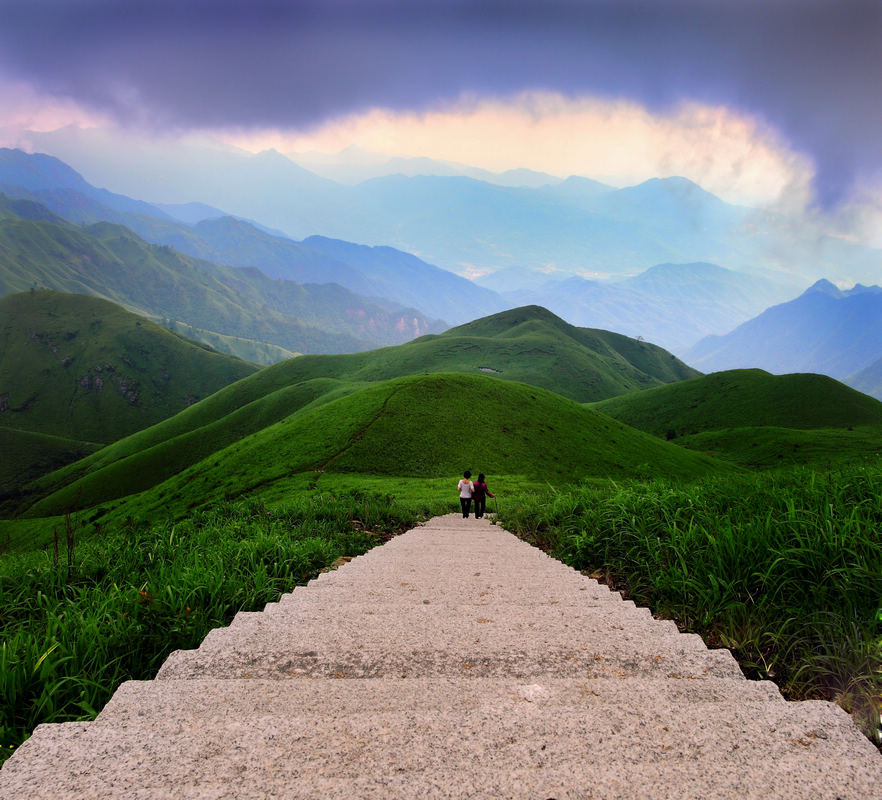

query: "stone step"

left=3, top=678, right=879, bottom=800
left=156, top=635, right=740, bottom=680
left=3, top=514, right=879, bottom=799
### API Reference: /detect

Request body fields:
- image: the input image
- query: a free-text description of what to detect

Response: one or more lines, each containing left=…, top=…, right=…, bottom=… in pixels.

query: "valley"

left=1, top=146, right=880, bottom=769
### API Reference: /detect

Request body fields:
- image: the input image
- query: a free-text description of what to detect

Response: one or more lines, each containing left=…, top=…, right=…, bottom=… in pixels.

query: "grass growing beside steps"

left=0, top=492, right=449, bottom=765
left=498, top=464, right=882, bottom=747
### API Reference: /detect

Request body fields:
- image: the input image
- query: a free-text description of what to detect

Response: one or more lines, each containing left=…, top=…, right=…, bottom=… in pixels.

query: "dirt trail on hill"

left=2, top=514, right=880, bottom=798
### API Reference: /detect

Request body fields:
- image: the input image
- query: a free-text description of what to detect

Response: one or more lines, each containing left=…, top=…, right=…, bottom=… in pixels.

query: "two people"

left=457, top=470, right=495, bottom=518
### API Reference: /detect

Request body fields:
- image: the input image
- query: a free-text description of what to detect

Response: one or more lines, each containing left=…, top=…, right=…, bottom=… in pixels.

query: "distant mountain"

left=0, top=290, right=257, bottom=495
left=0, top=149, right=495, bottom=325
left=152, top=201, right=228, bottom=224
left=0, top=148, right=176, bottom=221
left=301, top=236, right=505, bottom=324
left=0, top=200, right=444, bottom=361
left=686, top=280, right=882, bottom=382
left=499, top=262, right=798, bottom=354
left=290, top=150, right=563, bottom=188
left=846, top=357, right=882, bottom=402
left=19, top=129, right=882, bottom=283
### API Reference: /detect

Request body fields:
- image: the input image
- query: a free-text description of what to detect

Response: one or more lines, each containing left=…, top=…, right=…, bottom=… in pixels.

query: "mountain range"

left=0, top=148, right=808, bottom=355
left=0, top=192, right=446, bottom=362
left=686, top=280, right=882, bottom=398
left=19, top=126, right=882, bottom=286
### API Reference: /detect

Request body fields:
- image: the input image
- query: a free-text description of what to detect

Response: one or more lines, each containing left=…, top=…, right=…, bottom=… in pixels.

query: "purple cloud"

left=0, top=0, right=878, bottom=206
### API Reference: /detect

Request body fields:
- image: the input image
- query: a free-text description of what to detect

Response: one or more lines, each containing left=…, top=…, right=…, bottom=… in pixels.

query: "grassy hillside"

left=22, top=373, right=729, bottom=520
left=8, top=305, right=704, bottom=516
left=592, top=369, right=882, bottom=438
left=0, top=290, right=257, bottom=445
left=439, top=305, right=699, bottom=396
left=675, top=426, right=882, bottom=469
left=0, top=427, right=101, bottom=494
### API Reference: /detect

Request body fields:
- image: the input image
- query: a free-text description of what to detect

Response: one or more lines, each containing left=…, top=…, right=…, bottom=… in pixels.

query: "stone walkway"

left=2, top=514, right=880, bottom=798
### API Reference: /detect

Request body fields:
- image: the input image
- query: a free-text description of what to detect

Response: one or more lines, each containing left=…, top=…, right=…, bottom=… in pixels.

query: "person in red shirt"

left=471, top=473, right=495, bottom=518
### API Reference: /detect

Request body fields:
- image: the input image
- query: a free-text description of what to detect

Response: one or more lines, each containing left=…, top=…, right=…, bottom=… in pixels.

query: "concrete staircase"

left=2, top=514, right=879, bottom=798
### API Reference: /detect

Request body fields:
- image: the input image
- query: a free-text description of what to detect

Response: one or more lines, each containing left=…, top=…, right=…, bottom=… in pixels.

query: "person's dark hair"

left=463, top=470, right=471, bottom=478
left=478, top=473, right=485, bottom=483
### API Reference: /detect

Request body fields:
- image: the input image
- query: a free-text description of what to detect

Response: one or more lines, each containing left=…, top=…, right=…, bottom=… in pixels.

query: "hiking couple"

left=457, top=470, right=495, bottom=518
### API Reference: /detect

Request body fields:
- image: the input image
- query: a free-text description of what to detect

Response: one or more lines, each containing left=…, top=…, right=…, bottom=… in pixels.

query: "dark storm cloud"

left=0, top=0, right=879, bottom=205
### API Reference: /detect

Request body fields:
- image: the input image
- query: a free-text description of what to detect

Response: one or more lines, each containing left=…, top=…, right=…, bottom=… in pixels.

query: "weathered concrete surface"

left=2, top=514, right=880, bottom=798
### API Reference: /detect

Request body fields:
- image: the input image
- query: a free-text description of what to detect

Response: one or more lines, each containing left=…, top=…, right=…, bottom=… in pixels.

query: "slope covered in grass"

left=0, top=427, right=101, bottom=495
left=674, top=426, right=882, bottom=469
left=9, top=305, right=702, bottom=516
left=0, top=291, right=258, bottom=444
left=591, top=369, right=882, bottom=439
left=24, top=373, right=730, bottom=519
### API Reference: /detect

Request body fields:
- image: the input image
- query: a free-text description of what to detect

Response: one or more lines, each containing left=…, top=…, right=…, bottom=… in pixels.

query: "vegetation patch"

left=592, top=369, right=882, bottom=438
left=498, top=465, right=882, bottom=744
left=19, top=373, right=731, bottom=521
left=0, top=491, right=449, bottom=764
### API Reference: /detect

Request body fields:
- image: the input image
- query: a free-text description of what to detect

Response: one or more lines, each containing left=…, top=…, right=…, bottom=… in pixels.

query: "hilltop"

left=9, top=306, right=704, bottom=518
left=592, top=369, right=882, bottom=438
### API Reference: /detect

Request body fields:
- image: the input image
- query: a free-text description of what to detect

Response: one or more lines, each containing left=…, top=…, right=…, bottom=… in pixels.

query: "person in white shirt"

left=457, top=470, right=474, bottom=518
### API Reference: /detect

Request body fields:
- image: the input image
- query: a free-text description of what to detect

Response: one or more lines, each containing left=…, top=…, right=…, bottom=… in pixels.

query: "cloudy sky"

left=0, top=0, right=879, bottom=218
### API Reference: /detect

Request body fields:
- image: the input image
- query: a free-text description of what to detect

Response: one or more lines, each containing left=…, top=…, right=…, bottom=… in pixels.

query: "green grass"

left=19, top=373, right=731, bottom=523
left=7, top=304, right=702, bottom=519
left=592, top=369, right=882, bottom=438
left=0, top=290, right=257, bottom=445
left=498, top=465, right=882, bottom=743
left=0, top=491, right=451, bottom=765
left=677, top=425, right=882, bottom=469
left=0, top=427, right=100, bottom=497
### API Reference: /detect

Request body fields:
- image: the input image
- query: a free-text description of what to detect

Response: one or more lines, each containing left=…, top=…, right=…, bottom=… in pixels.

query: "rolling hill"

left=7, top=305, right=702, bottom=517
left=20, top=373, right=731, bottom=521
left=0, top=289, right=259, bottom=439
left=591, top=369, right=882, bottom=468
left=592, top=369, right=882, bottom=439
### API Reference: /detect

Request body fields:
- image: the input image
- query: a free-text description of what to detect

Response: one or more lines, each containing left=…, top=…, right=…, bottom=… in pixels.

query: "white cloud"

left=0, top=79, right=110, bottom=141
left=226, top=92, right=815, bottom=209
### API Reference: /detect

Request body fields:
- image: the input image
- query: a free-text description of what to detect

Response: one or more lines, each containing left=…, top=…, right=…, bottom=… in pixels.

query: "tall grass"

left=500, top=465, right=882, bottom=744
left=0, top=491, right=445, bottom=764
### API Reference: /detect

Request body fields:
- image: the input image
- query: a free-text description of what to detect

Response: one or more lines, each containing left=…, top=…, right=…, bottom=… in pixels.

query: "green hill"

left=24, top=373, right=730, bottom=520
left=590, top=369, right=882, bottom=468
left=0, top=426, right=101, bottom=493
left=0, top=290, right=257, bottom=446
left=8, top=305, right=702, bottom=516
left=591, top=369, right=882, bottom=438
